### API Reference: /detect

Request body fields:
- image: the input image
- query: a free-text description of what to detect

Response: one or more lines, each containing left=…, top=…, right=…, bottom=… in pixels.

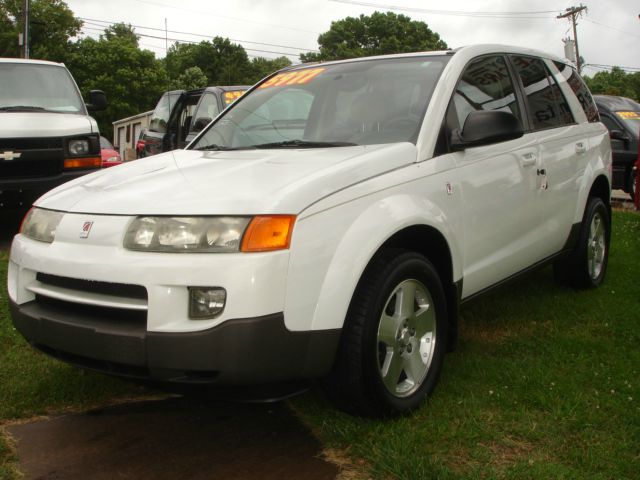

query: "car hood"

left=0, top=112, right=96, bottom=137
left=36, top=143, right=418, bottom=215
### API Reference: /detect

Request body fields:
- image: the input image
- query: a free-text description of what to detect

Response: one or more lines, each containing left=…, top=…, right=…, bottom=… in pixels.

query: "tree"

left=165, top=37, right=255, bottom=87
left=175, top=66, right=208, bottom=90
left=65, top=24, right=168, bottom=139
left=0, top=0, right=81, bottom=61
left=300, top=11, right=447, bottom=62
left=249, top=56, right=291, bottom=83
left=583, top=67, right=640, bottom=102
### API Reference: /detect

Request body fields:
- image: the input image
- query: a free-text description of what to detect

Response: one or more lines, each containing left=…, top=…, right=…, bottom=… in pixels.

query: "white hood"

left=0, top=112, right=97, bottom=138
left=36, top=143, right=418, bottom=216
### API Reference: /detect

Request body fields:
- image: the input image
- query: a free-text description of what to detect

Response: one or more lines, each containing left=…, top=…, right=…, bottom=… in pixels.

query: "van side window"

left=451, top=55, right=522, bottom=130
left=510, top=55, right=574, bottom=130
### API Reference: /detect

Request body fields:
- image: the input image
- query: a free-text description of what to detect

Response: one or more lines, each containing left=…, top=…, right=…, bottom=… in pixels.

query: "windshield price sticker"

left=616, top=111, right=640, bottom=120
left=223, top=91, right=245, bottom=105
left=259, top=68, right=326, bottom=89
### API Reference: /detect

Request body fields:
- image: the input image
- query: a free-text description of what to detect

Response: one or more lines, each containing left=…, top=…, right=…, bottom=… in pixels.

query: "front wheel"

left=327, top=249, right=447, bottom=417
left=554, top=197, right=610, bottom=288
left=627, top=169, right=637, bottom=201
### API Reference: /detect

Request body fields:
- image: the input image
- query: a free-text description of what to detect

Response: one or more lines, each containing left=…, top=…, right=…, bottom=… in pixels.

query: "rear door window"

left=510, top=56, right=574, bottom=130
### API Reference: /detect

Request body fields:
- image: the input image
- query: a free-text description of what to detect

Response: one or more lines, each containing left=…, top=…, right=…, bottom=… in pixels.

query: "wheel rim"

left=587, top=211, right=606, bottom=280
left=376, top=279, right=436, bottom=398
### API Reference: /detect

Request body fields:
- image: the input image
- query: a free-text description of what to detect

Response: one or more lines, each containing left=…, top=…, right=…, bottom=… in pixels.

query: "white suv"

left=8, top=45, right=611, bottom=416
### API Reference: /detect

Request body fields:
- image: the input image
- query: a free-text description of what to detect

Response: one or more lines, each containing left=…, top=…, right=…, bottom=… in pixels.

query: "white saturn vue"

left=8, top=45, right=611, bottom=416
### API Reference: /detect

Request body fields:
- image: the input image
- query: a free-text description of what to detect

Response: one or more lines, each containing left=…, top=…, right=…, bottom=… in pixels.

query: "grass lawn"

left=1, top=210, right=639, bottom=479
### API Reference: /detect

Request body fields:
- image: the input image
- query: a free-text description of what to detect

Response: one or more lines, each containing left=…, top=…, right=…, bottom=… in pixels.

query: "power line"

left=583, top=63, right=640, bottom=73
left=78, top=26, right=300, bottom=59
left=79, top=17, right=318, bottom=52
left=329, top=0, right=557, bottom=18
left=583, top=18, right=640, bottom=39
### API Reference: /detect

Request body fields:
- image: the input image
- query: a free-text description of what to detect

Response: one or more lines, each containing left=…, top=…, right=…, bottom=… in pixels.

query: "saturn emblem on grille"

left=1, top=151, right=21, bottom=161
left=80, top=221, right=94, bottom=238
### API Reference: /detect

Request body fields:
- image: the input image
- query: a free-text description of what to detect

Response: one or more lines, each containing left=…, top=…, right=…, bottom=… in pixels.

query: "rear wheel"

left=327, top=249, right=447, bottom=417
left=554, top=197, right=610, bottom=288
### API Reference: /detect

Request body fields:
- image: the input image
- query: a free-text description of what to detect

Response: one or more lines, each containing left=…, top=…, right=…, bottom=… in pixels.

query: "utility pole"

left=557, top=4, right=587, bottom=72
left=23, top=0, right=30, bottom=58
left=164, top=18, right=168, bottom=54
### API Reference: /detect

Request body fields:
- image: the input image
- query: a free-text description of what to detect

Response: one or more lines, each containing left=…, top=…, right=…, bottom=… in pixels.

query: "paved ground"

left=7, top=397, right=339, bottom=480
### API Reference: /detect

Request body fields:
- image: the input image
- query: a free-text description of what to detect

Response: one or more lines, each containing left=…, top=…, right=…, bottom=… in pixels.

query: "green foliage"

left=248, top=56, right=292, bottom=83
left=300, top=11, right=448, bottom=62
left=64, top=27, right=169, bottom=139
left=0, top=0, right=81, bottom=61
left=174, top=66, right=208, bottom=90
left=584, top=67, right=640, bottom=102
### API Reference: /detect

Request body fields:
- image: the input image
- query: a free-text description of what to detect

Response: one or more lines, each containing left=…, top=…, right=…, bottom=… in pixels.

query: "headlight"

left=68, top=139, right=90, bottom=156
left=124, top=217, right=251, bottom=253
left=20, top=208, right=64, bottom=243
left=124, top=215, right=296, bottom=253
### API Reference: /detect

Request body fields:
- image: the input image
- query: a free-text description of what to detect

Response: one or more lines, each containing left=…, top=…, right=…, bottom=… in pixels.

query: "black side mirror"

left=192, top=117, right=213, bottom=133
left=450, top=110, right=524, bottom=151
left=86, top=90, right=107, bottom=112
left=609, top=129, right=629, bottom=142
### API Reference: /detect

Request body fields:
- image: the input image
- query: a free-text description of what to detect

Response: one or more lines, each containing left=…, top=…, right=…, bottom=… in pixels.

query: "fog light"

left=189, top=287, right=226, bottom=319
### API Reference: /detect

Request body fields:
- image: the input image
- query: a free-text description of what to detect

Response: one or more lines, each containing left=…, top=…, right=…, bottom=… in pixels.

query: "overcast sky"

left=65, top=0, right=639, bottom=76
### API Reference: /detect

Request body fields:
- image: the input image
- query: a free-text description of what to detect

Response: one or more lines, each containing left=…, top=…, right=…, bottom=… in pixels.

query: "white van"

left=0, top=58, right=106, bottom=214
left=8, top=45, right=610, bottom=416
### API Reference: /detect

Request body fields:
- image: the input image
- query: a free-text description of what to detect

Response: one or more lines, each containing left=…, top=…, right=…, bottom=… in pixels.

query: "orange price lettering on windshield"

left=259, top=68, right=326, bottom=89
left=223, top=91, right=245, bottom=105
left=616, top=111, right=640, bottom=120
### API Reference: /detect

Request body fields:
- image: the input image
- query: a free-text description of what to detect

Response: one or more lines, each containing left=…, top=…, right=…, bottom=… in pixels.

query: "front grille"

left=0, top=137, right=64, bottom=179
left=33, top=273, right=148, bottom=328
left=35, top=295, right=147, bottom=328
left=36, top=273, right=148, bottom=301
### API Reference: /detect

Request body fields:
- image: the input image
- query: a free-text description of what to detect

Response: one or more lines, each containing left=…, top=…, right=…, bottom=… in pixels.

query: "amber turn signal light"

left=241, top=215, right=296, bottom=252
left=63, top=157, right=102, bottom=169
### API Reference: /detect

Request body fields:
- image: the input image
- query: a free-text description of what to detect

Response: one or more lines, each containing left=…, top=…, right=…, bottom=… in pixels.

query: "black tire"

left=326, top=249, right=447, bottom=417
left=553, top=197, right=610, bottom=289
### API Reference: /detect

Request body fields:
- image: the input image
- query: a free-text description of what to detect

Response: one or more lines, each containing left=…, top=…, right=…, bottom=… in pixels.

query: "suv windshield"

left=192, top=56, right=449, bottom=151
left=615, top=110, right=640, bottom=137
left=0, top=63, right=85, bottom=113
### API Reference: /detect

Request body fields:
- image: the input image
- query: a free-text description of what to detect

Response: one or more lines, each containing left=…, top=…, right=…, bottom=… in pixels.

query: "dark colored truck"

left=141, top=86, right=248, bottom=157
left=594, top=95, right=639, bottom=199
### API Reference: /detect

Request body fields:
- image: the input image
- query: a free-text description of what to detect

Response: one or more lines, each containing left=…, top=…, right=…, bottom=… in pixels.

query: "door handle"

left=575, top=142, right=587, bottom=154
left=520, top=152, right=537, bottom=167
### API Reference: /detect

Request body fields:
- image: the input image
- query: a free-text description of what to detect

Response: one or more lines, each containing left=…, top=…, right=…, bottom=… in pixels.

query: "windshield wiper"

left=249, top=140, right=358, bottom=149
left=0, top=105, right=47, bottom=112
left=194, top=144, right=240, bottom=151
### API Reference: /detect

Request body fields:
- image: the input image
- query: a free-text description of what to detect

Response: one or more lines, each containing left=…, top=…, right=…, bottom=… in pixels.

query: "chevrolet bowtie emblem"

left=1, top=151, right=21, bottom=161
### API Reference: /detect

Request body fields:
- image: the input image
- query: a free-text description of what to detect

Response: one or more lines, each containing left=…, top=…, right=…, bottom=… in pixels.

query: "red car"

left=100, top=136, right=122, bottom=168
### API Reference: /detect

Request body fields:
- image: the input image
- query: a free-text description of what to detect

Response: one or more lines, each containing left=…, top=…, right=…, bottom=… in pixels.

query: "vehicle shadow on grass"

left=6, top=395, right=338, bottom=480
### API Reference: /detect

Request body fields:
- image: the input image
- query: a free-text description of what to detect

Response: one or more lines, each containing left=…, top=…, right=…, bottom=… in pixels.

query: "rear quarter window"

left=553, top=61, right=599, bottom=123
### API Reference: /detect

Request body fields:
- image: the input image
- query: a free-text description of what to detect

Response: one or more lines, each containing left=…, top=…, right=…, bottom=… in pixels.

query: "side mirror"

left=192, top=117, right=213, bottom=133
left=450, top=110, right=524, bottom=151
left=86, top=90, right=107, bottom=112
left=609, top=129, right=629, bottom=142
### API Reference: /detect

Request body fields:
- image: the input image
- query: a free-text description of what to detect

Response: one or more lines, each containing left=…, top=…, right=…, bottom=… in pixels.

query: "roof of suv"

left=594, top=95, right=640, bottom=112
left=282, top=44, right=570, bottom=71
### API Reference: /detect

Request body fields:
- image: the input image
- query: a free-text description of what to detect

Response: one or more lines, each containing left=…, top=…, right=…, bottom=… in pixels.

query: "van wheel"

left=326, top=249, right=447, bottom=417
left=554, top=197, right=610, bottom=288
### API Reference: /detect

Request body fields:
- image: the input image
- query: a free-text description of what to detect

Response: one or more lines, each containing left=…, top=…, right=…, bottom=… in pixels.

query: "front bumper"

left=10, top=300, right=340, bottom=384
